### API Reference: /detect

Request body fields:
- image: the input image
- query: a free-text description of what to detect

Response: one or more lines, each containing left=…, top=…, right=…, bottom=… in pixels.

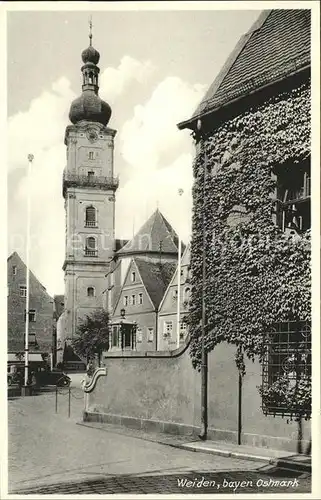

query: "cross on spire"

left=89, top=15, right=93, bottom=46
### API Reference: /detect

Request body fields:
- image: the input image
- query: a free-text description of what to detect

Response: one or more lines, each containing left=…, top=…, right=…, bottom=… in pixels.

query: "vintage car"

left=35, top=368, right=71, bottom=387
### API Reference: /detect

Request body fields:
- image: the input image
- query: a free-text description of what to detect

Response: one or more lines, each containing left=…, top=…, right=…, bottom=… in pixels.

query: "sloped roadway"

left=7, top=373, right=311, bottom=495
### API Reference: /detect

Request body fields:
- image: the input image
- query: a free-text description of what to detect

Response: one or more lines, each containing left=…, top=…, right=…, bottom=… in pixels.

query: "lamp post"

left=23, top=153, right=34, bottom=394
left=176, top=188, right=184, bottom=348
left=197, top=119, right=208, bottom=440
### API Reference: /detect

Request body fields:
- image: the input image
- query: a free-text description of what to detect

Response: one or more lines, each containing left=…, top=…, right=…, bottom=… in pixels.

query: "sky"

left=7, top=5, right=262, bottom=296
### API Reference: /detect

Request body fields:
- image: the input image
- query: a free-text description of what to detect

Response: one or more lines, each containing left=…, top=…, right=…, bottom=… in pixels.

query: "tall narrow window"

left=13, top=266, right=17, bottom=276
left=147, top=327, right=154, bottom=342
left=275, top=159, right=311, bottom=233
left=136, top=327, right=143, bottom=343
left=88, top=151, right=94, bottom=160
left=164, top=321, right=173, bottom=338
left=138, top=293, right=143, bottom=305
left=123, top=295, right=128, bottom=306
left=180, top=322, right=187, bottom=339
left=87, top=287, right=95, bottom=297
left=85, top=237, right=97, bottom=256
left=25, top=309, right=36, bottom=322
left=131, top=295, right=136, bottom=306
left=183, top=287, right=191, bottom=302
left=85, top=206, right=97, bottom=227
left=131, top=272, right=136, bottom=283
left=112, top=326, right=119, bottom=347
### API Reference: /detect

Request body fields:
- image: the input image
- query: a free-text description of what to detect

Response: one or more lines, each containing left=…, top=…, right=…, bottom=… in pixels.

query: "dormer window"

left=275, top=159, right=310, bottom=233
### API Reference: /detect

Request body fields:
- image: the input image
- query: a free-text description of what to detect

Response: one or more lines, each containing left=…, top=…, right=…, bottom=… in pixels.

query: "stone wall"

left=85, top=341, right=311, bottom=452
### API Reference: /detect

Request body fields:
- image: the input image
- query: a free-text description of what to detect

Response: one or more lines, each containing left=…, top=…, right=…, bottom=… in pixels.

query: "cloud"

left=8, top=77, right=75, bottom=170
left=120, top=76, right=206, bottom=172
left=115, top=76, right=206, bottom=242
left=100, top=56, right=155, bottom=102
left=116, top=153, right=194, bottom=244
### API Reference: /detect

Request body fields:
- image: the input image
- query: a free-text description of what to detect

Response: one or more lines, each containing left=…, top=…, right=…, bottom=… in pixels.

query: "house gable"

left=112, top=259, right=154, bottom=317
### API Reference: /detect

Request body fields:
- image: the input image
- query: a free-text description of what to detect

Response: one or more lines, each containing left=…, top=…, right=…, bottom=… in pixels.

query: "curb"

left=168, top=443, right=311, bottom=474
left=78, top=421, right=311, bottom=474
left=172, top=442, right=277, bottom=464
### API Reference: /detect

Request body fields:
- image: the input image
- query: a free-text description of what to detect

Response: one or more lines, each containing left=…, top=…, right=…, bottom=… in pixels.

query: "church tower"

left=62, top=25, right=118, bottom=341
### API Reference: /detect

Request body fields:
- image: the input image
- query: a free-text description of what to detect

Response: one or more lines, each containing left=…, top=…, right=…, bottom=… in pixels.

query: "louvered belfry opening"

left=85, top=236, right=97, bottom=256
left=86, top=206, right=97, bottom=227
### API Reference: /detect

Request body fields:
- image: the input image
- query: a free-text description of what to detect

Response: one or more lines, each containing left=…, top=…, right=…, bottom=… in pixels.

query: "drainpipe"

left=197, top=119, right=208, bottom=441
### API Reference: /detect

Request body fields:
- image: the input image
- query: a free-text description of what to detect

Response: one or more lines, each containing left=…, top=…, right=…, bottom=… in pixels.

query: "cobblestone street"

left=7, top=379, right=311, bottom=495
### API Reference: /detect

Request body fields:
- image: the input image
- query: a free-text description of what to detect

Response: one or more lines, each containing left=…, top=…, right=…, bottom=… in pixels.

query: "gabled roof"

left=178, top=9, right=311, bottom=130
left=134, top=258, right=177, bottom=310
left=117, top=209, right=182, bottom=256
left=7, top=251, right=51, bottom=295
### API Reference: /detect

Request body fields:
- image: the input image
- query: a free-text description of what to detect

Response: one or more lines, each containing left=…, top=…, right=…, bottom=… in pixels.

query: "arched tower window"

left=85, top=236, right=97, bottom=256
left=87, top=286, right=95, bottom=297
left=85, top=206, right=97, bottom=227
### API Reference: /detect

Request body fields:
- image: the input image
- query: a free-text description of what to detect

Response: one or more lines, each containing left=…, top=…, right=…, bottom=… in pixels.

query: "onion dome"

left=68, top=20, right=112, bottom=127
left=81, top=45, right=100, bottom=65
left=69, top=92, right=111, bottom=126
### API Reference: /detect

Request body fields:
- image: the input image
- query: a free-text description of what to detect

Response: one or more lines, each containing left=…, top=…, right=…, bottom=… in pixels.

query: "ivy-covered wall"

left=189, top=79, right=311, bottom=381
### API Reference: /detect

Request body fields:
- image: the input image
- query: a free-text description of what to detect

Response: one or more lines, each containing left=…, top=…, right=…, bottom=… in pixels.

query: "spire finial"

left=89, top=15, right=93, bottom=46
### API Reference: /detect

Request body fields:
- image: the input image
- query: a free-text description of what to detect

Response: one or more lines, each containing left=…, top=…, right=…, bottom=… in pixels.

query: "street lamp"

left=176, top=188, right=184, bottom=349
left=23, top=153, right=34, bottom=395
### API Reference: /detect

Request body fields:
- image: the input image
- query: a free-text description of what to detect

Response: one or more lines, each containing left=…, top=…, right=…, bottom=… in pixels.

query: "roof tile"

left=189, top=9, right=311, bottom=122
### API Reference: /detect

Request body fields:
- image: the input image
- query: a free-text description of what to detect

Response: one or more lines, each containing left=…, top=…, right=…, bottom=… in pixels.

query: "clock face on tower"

left=87, top=129, right=98, bottom=142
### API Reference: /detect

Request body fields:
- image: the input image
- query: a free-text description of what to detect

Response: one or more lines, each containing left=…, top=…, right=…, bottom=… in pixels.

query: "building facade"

left=108, top=210, right=180, bottom=351
left=178, top=9, right=311, bottom=422
left=157, top=244, right=191, bottom=350
left=7, top=252, right=54, bottom=355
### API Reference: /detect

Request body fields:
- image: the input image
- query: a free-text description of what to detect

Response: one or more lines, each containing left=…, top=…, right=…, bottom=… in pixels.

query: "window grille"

left=261, top=320, right=311, bottom=418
